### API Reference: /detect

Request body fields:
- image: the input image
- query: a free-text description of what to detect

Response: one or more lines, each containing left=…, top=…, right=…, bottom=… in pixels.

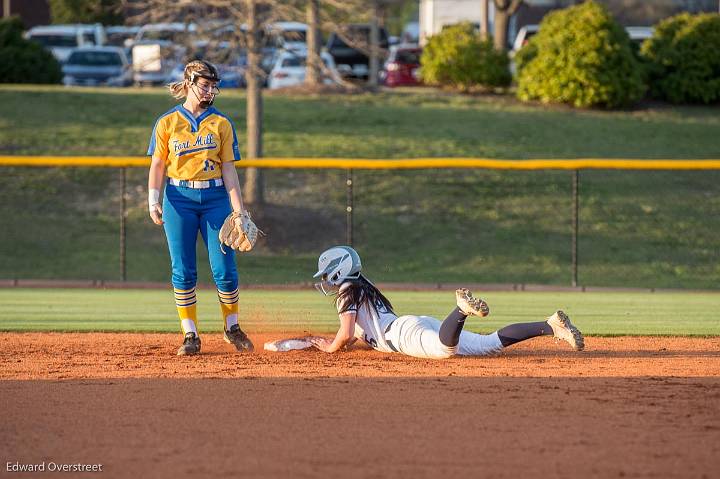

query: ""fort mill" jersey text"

left=173, top=133, right=217, bottom=156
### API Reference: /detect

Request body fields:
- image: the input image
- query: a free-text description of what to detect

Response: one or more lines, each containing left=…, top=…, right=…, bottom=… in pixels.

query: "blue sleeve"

left=230, top=123, right=241, bottom=161
left=147, top=120, right=159, bottom=156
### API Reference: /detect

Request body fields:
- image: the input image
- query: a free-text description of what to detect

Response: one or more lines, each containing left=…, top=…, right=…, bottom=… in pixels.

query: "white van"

left=131, top=23, right=195, bottom=86
left=25, top=24, right=106, bottom=63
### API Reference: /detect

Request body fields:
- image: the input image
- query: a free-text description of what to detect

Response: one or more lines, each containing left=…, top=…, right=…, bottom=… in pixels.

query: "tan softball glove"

left=219, top=210, right=264, bottom=253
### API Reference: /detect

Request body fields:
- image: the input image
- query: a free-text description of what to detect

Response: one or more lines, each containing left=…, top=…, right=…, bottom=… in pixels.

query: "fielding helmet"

left=186, top=60, right=220, bottom=83
left=313, top=246, right=362, bottom=295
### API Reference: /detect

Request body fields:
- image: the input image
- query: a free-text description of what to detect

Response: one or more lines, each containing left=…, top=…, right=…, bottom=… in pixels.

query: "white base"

left=263, top=337, right=319, bottom=352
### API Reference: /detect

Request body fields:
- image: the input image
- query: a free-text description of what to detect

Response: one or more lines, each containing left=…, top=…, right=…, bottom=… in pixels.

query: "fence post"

left=346, top=169, right=354, bottom=246
left=120, top=167, right=127, bottom=281
left=571, top=169, right=579, bottom=287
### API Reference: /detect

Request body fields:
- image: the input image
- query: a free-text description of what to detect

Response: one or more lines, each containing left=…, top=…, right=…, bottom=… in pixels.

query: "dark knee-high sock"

left=439, top=307, right=467, bottom=347
left=496, top=321, right=553, bottom=347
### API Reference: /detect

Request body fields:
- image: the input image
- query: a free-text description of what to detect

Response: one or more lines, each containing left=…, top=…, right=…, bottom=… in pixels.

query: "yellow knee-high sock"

left=174, top=287, right=198, bottom=334
left=217, top=287, right=239, bottom=330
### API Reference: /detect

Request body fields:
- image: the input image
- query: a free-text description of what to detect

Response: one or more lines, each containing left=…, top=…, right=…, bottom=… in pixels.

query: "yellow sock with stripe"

left=217, top=287, right=239, bottom=330
left=174, top=287, right=198, bottom=335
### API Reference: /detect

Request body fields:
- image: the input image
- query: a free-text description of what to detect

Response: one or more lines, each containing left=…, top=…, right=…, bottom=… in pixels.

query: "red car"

left=381, top=45, right=422, bottom=87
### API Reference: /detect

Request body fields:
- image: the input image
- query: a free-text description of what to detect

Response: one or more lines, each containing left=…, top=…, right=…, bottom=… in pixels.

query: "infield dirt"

left=2, top=333, right=719, bottom=478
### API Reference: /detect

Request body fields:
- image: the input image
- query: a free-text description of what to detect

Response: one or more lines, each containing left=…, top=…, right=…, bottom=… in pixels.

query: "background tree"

left=493, top=0, right=523, bottom=50
left=243, top=0, right=266, bottom=204
left=50, top=0, right=123, bottom=25
left=368, top=0, right=380, bottom=87
left=306, top=0, right=321, bottom=85
left=383, top=0, right=418, bottom=39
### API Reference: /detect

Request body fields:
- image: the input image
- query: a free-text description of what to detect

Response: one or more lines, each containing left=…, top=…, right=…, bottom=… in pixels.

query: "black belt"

left=384, top=321, right=398, bottom=352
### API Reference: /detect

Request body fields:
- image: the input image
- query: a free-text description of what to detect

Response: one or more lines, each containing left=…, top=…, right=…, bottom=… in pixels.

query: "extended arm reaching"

left=311, top=312, right=357, bottom=353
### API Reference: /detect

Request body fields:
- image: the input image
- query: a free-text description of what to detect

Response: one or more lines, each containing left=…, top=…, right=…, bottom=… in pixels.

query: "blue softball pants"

left=162, top=183, right=238, bottom=292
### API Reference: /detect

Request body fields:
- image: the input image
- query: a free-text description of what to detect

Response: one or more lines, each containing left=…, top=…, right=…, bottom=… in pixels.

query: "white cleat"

left=455, top=288, right=490, bottom=317
left=547, top=310, right=584, bottom=351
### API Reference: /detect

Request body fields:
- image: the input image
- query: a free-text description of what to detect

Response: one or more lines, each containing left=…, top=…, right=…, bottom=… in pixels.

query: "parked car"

left=25, top=24, right=106, bottom=63
left=625, top=26, right=654, bottom=57
left=401, top=21, right=419, bottom=44
left=269, top=22, right=309, bottom=52
left=134, top=22, right=196, bottom=44
left=267, top=50, right=341, bottom=89
left=131, top=23, right=194, bottom=86
left=104, top=25, right=139, bottom=58
left=510, top=24, right=653, bottom=73
left=380, top=44, right=422, bottom=87
left=511, top=24, right=539, bottom=53
left=512, top=24, right=653, bottom=55
left=62, top=46, right=132, bottom=87
left=167, top=42, right=247, bottom=88
left=326, top=24, right=389, bottom=79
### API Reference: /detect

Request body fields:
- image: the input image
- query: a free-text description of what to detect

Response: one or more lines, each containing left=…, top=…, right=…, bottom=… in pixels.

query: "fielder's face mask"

left=189, top=71, right=220, bottom=108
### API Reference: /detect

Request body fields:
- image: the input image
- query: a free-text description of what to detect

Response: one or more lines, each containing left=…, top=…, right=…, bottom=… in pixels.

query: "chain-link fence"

left=1, top=161, right=718, bottom=289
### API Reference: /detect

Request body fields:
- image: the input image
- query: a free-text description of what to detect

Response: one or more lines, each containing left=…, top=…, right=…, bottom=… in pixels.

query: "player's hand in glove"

left=219, top=210, right=264, bottom=253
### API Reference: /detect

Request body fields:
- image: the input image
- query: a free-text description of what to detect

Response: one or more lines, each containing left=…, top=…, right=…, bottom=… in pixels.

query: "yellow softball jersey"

left=147, top=105, right=241, bottom=180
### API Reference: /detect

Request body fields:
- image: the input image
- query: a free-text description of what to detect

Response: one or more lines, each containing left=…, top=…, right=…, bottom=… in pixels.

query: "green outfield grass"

left=1, top=85, right=719, bottom=159
left=0, top=288, right=718, bottom=336
left=1, top=86, right=719, bottom=289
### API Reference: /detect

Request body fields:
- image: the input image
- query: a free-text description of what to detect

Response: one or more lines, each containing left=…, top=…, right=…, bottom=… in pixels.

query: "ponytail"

left=166, top=80, right=187, bottom=99
left=336, top=275, right=394, bottom=315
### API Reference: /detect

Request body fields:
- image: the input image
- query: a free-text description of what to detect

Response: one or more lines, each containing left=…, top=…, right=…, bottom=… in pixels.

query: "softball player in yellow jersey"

left=147, top=60, right=254, bottom=356
left=310, top=246, right=585, bottom=358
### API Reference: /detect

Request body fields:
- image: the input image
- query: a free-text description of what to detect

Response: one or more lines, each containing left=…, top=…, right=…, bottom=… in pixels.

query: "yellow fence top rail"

left=2, top=156, right=720, bottom=170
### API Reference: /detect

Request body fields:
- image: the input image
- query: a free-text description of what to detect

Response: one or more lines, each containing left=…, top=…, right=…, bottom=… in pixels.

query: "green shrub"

left=0, top=17, right=62, bottom=84
left=516, top=1, right=645, bottom=108
left=640, top=13, right=720, bottom=104
left=420, top=23, right=511, bottom=91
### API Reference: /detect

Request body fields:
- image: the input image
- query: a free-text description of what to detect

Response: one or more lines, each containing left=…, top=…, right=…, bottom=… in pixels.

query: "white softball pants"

left=384, top=315, right=504, bottom=359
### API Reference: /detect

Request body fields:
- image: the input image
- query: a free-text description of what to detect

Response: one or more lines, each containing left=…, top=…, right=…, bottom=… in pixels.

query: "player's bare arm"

left=148, top=154, right=166, bottom=225
left=311, top=312, right=356, bottom=353
left=221, top=161, right=245, bottom=213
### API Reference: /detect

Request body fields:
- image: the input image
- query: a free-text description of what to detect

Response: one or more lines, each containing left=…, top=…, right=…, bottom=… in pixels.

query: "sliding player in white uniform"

left=310, top=246, right=584, bottom=359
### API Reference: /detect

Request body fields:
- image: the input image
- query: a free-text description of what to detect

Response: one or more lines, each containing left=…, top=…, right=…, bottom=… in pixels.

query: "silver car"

left=62, top=46, right=132, bottom=87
